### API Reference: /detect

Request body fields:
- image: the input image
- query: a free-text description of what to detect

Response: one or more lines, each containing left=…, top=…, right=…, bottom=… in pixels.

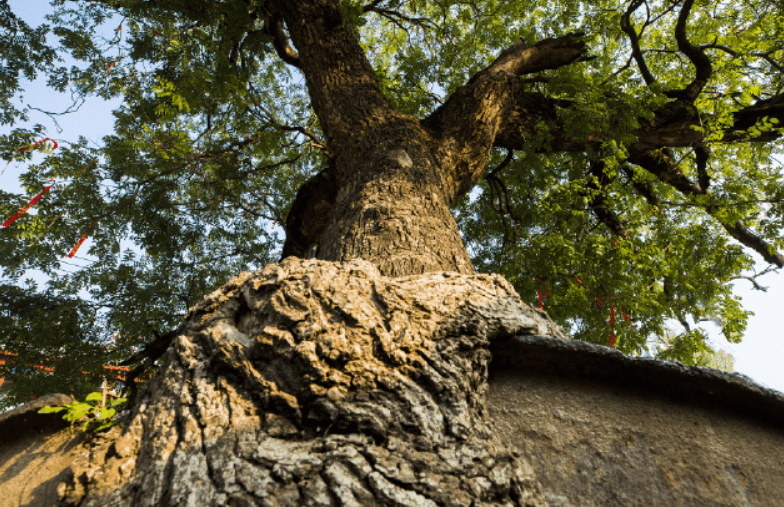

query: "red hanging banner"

left=609, top=304, right=616, bottom=348
left=572, top=275, right=633, bottom=347
left=536, top=276, right=548, bottom=310
left=67, top=233, right=89, bottom=258
left=19, top=138, right=58, bottom=153
left=2, top=179, right=56, bottom=228
left=621, top=309, right=634, bottom=328
left=67, top=220, right=98, bottom=258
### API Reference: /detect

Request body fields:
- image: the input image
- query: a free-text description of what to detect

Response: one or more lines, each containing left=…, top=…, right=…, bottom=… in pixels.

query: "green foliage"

left=0, top=2, right=58, bottom=125
left=1, top=0, right=782, bottom=404
left=38, top=390, right=128, bottom=433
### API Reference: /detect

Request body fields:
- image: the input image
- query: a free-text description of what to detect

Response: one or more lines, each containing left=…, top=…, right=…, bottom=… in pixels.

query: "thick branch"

left=119, top=326, right=184, bottom=367
left=695, top=144, right=710, bottom=192
left=262, top=9, right=302, bottom=68
left=423, top=34, right=590, bottom=196
left=722, top=222, right=784, bottom=267
left=628, top=149, right=705, bottom=196
left=273, top=0, right=398, bottom=150
left=725, top=93, right=784, bottom=142
left=493, top=91, right=783, bottom=154
left=487, top=32, right=592, bottom=77
left=620, top=0, right=656, bottom=86
left=621, top=164, right=660, bottom=206
left=670, top=0, right=712, bottom=101
left=586, top=160, right=629, bottom=239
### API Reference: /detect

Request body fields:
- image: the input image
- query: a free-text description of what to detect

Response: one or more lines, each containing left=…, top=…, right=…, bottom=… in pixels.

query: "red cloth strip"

left=609, top=304, right=616, bottom=348
left=67, top=233, right=89, bottom=258
left=20, top=138, right=58, bottom=153
left=2, top=180, right=55, bottom=227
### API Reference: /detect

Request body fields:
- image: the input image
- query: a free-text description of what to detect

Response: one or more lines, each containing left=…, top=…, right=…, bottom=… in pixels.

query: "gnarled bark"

left=50, top=1, right=784, bottom=505
left=59, top=258, right=568, bottom=506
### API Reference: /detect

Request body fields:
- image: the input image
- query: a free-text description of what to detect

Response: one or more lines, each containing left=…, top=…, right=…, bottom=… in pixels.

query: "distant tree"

left=649, top=325, right=735, bottom=371
left=0, top=0, right=781, bottom=410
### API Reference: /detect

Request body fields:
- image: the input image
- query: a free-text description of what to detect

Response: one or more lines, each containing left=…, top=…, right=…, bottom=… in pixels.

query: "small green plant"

left=39, top=386, right=127, bottom=433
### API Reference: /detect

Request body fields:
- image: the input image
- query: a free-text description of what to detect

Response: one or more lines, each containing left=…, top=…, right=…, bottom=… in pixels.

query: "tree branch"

left=722, top=222, right=784, bottom=267
left=724, top=93, right=784, bottom=142
left=273, top=0, right=397, bottom=151
left=621, top=163, right=660, bottom=206
left=630, top=149, right=784, bottom=267
left=669, top=0, right=712, bottom=101
left=620, top=0, right=656, bottom=86
left=363, top=5, right=436, bottom=30
left=423, top=34, right=590, bottom=196
left=586, top=160, right=629, bottom=238
left=262, top=9, right=302, bottom=68
left=694, top=143, right=710, bottom=192
left=628, top=148, right=705, bottom=195
left=483, top=150, right=525, bottom=249
left=492, top=88, right=784, bottom=155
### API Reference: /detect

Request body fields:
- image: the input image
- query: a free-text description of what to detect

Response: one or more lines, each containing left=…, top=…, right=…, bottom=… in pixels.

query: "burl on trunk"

left=60, top=258, right=569, bottom=506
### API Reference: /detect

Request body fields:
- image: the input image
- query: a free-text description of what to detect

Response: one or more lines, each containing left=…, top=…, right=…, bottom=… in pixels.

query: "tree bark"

left=59, top=258, right=569, bottom=506
left=270, top=0, right=589, bottom=277
left=60, top=2, right=584, bottom=504
left=268, top=0, right=474, bottom=276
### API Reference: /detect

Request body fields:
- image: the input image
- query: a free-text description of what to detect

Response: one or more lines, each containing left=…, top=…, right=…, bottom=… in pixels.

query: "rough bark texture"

left=270, top=0, right=477, bottom=276
left=58, top=257, right=568, bottom=506
left=28, top=1, right=784, bottom=505
left=267, top=0, right=592, bottom=277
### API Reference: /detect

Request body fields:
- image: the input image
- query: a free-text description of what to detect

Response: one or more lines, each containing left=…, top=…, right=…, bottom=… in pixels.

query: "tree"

left=0, top=0, right=782, bottom=502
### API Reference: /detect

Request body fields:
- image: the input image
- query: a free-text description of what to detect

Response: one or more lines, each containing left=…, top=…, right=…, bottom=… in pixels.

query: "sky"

left=3, top=0, right=783, bottom=394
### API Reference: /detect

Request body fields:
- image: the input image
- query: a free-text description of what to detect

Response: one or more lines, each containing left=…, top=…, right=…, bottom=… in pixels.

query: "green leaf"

left=85, top=391, right=103, bottom=403
left=38, top=405, right=68, bottom=414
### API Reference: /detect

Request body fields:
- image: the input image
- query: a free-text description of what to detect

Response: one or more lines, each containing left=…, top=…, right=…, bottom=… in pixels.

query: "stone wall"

left=0, top=394, right=86, bottom=507
left=488, top=336, right=784, bottom=507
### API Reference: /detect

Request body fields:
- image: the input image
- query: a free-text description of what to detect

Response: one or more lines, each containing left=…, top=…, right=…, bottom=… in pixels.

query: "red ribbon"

left=573, top=275, right=634, bottom=347
left=609, top=304, right=616, bottom=348
left=621, top=309, right=633, bottom=328
left=67, top=234, right=89, bottom=258
left=2, top=179, right=56, bottom=227
left=536, top=277, right=548, bottom=310
left=20, top=138, right=58, bottom=153
left=67, top=220, right=98, bottom=258
left=104, top=60, right=118, bottom=75
left=573, top=276, right=603, bottom=306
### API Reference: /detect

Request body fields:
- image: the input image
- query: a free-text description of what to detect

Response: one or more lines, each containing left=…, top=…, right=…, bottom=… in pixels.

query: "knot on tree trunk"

left=60, top=258, right=568, bottom=507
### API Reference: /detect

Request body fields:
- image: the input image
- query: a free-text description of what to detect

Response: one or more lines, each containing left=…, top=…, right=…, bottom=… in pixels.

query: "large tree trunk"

left=58, top=1, right=584, bottom=504
left=59, top=258, right=569, bottom=506
left=270, top=0, right=586, bottom=277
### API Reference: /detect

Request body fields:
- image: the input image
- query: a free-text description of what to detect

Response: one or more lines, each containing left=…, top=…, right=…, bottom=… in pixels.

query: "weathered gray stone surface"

left=0, top=394, right=86, bottom=507
left=489, top=336, right=784, bottom=506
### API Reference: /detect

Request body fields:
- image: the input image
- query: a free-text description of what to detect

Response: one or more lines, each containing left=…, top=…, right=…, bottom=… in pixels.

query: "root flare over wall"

left=59, top=257, right=568, bottom=507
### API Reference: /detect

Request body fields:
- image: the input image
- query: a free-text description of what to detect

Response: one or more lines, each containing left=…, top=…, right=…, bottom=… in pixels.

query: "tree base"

left=59, top=258, right=568, bottom=506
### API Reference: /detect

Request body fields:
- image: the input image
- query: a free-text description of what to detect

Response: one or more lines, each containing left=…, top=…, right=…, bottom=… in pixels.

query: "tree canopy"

left=1, top=0, right=782, bottom=408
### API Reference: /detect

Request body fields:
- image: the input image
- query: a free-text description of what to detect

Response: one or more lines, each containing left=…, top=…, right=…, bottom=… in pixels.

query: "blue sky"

left=4, top=0, right=783, bottom=394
